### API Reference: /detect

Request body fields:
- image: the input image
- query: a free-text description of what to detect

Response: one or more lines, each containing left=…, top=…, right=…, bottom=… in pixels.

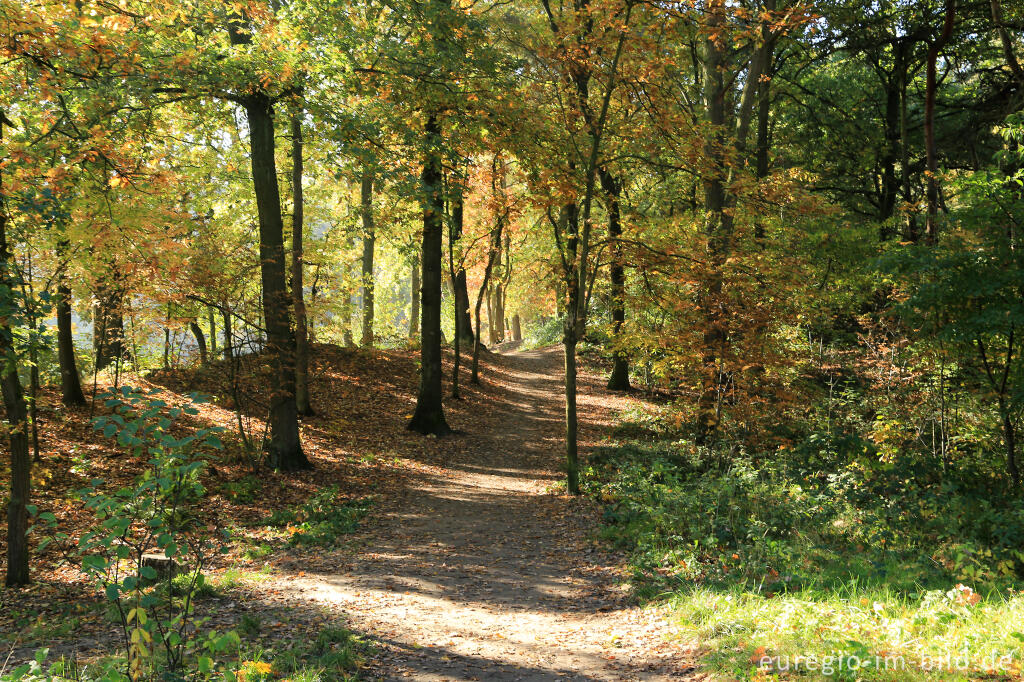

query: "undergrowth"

left=585, top=408, right=1024, bottom=680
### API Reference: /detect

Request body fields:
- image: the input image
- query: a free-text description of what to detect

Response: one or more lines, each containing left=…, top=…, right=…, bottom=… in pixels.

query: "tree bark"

left=291, top=113, right=313, bottom=416
left=924, top=0, right=956, bottom=245
left=600, top=169, right=630, bottom=391
left=697, top=0, right=732, bottom=444
left=511, top=314, right=522, bottom=342
left=93, top=278, right=126, bottom=372
left=242, top=94, right=309, bottom=470
left=55, top=240, right=85, bottom=406
left=209, top=307, right=217, bottom=356
left=1, top=113, right=31, bottom=586
left=449, top=180, right=464, bottom=399
left=360, top=167, right=376, bottom=347
left=409, top=256, right=420, bottom=340
left=221, top=307, right=233, bottom=360
left=190, top=321, right=207, bottom=365
left=408, top=114, right=451, bottom=436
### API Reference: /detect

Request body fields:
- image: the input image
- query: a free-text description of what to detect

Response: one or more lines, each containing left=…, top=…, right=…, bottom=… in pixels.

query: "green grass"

left=585, top=417, right=1024, bottom=680
left=671, top=584, right=1024, bottom=680
left=263, top=487, right=371, bottom=547
left=236, top=624, right=364, bottom=682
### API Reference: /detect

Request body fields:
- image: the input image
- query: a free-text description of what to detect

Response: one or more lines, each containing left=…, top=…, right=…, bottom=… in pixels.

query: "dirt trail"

left=286, top=347, right=698, bottom=680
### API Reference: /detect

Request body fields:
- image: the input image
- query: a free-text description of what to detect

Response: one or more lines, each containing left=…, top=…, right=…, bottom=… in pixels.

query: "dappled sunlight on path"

left=278, top=347, right=699, bottom=680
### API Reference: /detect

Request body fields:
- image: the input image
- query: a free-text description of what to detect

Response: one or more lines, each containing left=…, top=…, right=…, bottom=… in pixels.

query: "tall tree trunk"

left=209, top=307, right=217, bottom=356
left=1, top=114, right=31, bottom=586
left=242, top=94, right=309, bottom=470
left=360, top=167, right=376, bottom=347
left=753, top=5, right=775, bottom=243
left=899, top=45, right=919, bottom=242
left=698, top=1, right=731, bottom=444
left=560, top=201, right=584, bottom=495
left=601, top=169, right=630, bottom=391
left=408, top=257, right=420, bottom=340
left=449, top=181, right=464, bottom=399
left=221, top=307, right=233, bottom=360
left=472, top=193, right=503, bottom=384
left=511, top=313, right=522, bottom=342
left=55, top=240, right=85, bottom=406
left=879, top=60, right=901, bottom=233
left=1001, top=398, right=1020, bottom=487
left=925, top=0, right=956, bottom=245
left=291, top=113, right=313, bottom=416
left=190, top=321, right=207, bottom=365
left=408, top=114, right=451, bottom=436
left=93, top=278, right=126, bottom=372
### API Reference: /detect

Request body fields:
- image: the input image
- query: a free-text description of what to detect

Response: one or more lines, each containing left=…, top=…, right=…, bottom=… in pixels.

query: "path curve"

left=286, top=347, right=698, bottom=680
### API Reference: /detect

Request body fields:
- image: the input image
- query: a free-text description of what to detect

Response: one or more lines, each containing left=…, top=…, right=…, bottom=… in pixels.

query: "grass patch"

left=263, top=486, right=371, bottom=547
left=236, top=623, right=364, bottom=682
left=585, top=420, right=1024, bottom=680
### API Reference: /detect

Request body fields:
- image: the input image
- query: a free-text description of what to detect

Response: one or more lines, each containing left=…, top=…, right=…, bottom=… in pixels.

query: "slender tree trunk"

left=511, top=314, right=522, bottom=342
left=449, top=181, right=464, bottom=399
left=925, top=0, right=956, bottom=245
left=1, top=114, right=31, bottom=586
left=899, top=47, right=919, bottom=242
left=242, top=94, right=309, bottom=470
left=55, top=241, right=85, bottom=406
left=209, top=307, right=217, bottom=356
left=753, top=9, right=775, bottom=243
left=360, top=167, right=376, bottom=347
left=472, top=171, right=505, bottom=383
left=563, top=337, right=579, bottom=494
left=879, top=61, right=901, bottom=233
left=190, top=321, right=207, bottom=365
left=222, top=307, right=233, bottom=360
left=698, top=1, right=731, bottom=444
left=93, top=279, right=126, bottom=372
left=1000, top=398, right=1020, bottom=487
left=291, top=113, right=313, bottom=416
left=409, top=257, right=420, bottom=340
left=601, top=169, right=630, bottom=391
left=408, top=114, right=451, bottom=436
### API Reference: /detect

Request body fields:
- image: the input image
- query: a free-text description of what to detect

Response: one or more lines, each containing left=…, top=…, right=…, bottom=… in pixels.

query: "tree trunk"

left=1, top=113, right=31, bottom=585
left=408, top=114, right=451, bottom=436
left=55, top=242, right=86, bottom=406
left=291, top=113, right=313, bottom=416
left=698, top=1, right=731, bottom=444
left=93, top=279, right=126, bottom=372
left=449, top=181, right=464, bottom=399
left=879, top=61, right=901, bottom=233
left=753, top=8, right=775, bottom=243
left=190, top=321, right=207, bottom=365
left=899, top=46, right=919, bottom=242
left=1003, top=403, right=1019, bottom=483
left=208, top=307, right=217, bottom=357
left=360, top=167, right=376, bottom=347
left=409, top=257, right=420, bottom=340
left=242, top=94, right=309, bottom=470
left=601, top=169, right=630, bottom=391
left=511, top=313, right=522, bottom=342
left=563, top=338, right=580, bottom=495
left=221, top=307, right=233, bottom=360
left=472, top=167, right=506, bottom=383
left=925, top=0, right=956, bottom=245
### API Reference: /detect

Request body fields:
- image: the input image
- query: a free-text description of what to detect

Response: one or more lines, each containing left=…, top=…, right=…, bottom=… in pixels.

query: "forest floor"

left=1, top=345, right=700, bottom=680
left=277, top=346, right=698, bottom=681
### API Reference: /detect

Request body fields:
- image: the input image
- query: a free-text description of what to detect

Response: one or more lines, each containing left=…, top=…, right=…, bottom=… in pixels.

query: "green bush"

left=30, top=387, right=238, bottom=681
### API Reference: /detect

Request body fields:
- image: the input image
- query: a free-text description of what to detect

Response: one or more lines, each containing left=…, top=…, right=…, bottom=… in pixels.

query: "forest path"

left=284, top=346, right=699, bottom=681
